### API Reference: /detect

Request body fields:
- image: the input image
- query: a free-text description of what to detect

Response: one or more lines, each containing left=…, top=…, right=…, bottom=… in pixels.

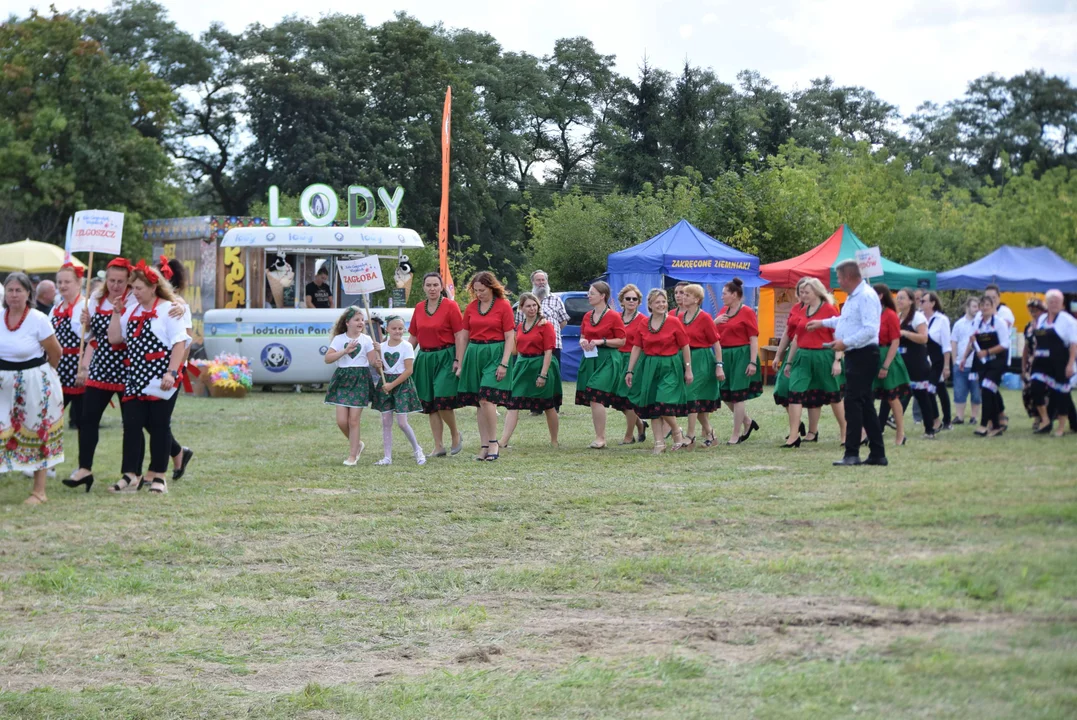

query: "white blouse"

left=1037, top=311, right=1077, bottom=347
left=119, top=300, right=189, bottom=350
left=0, top=308, right=55, bottom=362
left=926, top=313, right=951, bottom=351
left=330, top=333, right=375, bottom=368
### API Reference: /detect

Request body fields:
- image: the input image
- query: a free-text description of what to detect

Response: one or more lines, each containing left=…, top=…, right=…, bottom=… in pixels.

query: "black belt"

left=420, top=344, right=454, bottom=352
left=845, top=345, right=879, bottom=353
left=0, top=355, right=47, bottom=370
left=519, top=352, right=544, bottom=358
left=470, top=339, right=502, bottom=345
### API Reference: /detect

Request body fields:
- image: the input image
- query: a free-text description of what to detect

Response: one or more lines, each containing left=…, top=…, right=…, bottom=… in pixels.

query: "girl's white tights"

left=381, top=412, right=421, bottom=460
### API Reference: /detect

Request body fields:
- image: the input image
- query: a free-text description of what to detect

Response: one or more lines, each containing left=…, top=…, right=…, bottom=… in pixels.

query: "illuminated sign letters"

left=268, top=184, right=406, bottom=229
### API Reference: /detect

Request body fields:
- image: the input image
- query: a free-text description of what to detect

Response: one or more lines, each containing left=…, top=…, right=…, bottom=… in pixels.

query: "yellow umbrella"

left=0, top=239, right=88, bottom=273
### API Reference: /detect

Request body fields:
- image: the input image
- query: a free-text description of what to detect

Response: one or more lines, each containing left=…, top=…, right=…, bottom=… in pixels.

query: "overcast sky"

left=5, top=0, right=1076, bottom=115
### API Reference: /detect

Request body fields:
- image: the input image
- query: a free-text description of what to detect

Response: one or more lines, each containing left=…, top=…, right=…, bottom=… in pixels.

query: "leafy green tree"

left=0, top=9, right=180, bottom=255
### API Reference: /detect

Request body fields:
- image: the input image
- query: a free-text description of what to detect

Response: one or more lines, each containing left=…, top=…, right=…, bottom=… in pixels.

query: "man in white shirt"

left=950, top=296, right=982, bottom=424
left=807, top=260, right=886, bottom=466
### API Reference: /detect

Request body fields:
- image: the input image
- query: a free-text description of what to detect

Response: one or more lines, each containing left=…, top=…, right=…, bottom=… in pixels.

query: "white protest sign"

left=338, top=257, right=385, bottom=295
left=855, top=246, right=884, bottom=279
left=71, top=209, right=124, bottom=255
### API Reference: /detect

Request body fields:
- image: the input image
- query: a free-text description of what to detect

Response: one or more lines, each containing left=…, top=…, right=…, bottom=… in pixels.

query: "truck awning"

left=220, top=226, right=424, bottom=250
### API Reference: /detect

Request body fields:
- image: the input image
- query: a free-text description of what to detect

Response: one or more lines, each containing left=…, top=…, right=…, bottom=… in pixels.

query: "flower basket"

left=194, top=354, right=253, bottom=400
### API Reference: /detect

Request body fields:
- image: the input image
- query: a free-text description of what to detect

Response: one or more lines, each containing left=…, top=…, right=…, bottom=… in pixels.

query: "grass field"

left=1, top=385, right=1075, bottom=718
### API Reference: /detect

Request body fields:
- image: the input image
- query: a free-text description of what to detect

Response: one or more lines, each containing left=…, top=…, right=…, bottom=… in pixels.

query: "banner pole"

left=363, top=294, right=387, bottom=385
left=78, top=250, right=94, bottom=356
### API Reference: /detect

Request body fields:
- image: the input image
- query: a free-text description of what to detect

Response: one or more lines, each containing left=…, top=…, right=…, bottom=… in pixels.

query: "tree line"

left=2, top=2, right=1075, bottom=289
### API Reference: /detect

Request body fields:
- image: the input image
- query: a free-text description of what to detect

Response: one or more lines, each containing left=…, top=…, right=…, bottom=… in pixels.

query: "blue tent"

left=606, top=220, right=766, bottom=316
left=937, top=245, right=1077, bottom=293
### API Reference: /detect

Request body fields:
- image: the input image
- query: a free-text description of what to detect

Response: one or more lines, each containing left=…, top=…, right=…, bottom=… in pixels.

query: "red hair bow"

left=157, top=255, right=174, bottom=281
left=61, top=262, right=85, bottom=279
left=107, top=257, right=133, bottom=271
left=133, top=259, right=160, bottom=284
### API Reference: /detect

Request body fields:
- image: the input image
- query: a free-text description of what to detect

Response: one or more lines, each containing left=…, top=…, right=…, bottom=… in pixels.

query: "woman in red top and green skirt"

left=624, top=288, right=693, bottom=454
left=499, top=292, right=561, bottom=450
left=457, top=272, right=516, bottom=461
left=575, top=281, right=627, bottom=449
left=614, top=284, right=648, bottom=445
left=716, top=278, right=762, bottom=445
left=680, top=283, right=725, bottom=448
left=781, top=277, right=847, bottom=447
left=873, top=283, right=912, bottom=446
left=409, top=272, right=465, bottom=457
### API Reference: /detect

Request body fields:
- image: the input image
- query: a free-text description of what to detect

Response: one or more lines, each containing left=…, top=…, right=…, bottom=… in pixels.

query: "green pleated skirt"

left=718, top=344, right=762, bottom=402
left=629, top=354, right=688, bottom=419
left=413, top=345, right=463, bottom=413
left=371, top=373, right=424, bottom=414
left=774, top=362, right=791, bottom=407
left=458, top=341, right=511, bottom=407
left=873, top=352, right=911, bottom=401
left=508, top=355, right=562, bottom=411
left=575, top=346, right=623, bottom=407
left=686, top=347, right=721, bottom=413
left=325, top=366, right=372, bottom=408
left=787, top=348, right=844, bottom=408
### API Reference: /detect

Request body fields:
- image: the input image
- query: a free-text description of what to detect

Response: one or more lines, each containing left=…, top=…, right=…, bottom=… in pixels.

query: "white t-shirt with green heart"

left=380, top=340, right=415, bottom=374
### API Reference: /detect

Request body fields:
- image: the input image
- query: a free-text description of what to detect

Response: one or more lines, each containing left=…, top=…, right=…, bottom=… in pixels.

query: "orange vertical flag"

left=439, top=87, right=455, bottom=299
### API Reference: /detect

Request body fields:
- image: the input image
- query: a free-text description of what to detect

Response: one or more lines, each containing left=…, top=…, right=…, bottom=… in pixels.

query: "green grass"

left=1, top=386, right=1075, bottom=718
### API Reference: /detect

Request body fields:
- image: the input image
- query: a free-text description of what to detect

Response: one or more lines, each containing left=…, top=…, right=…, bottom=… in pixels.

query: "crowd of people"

left=4, top=258, right=1075, bottom=499
left=2, top=258, right=196, bottom=503
left=316, top=262, right=1076, bottom=466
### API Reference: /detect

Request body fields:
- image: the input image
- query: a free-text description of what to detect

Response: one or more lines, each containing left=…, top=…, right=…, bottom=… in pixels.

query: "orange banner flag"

left=439, top=86, right=455, bottom=299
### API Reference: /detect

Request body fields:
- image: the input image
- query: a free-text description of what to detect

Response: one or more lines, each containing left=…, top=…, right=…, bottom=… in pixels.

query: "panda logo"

left=261, top=343, right=292, bottom=372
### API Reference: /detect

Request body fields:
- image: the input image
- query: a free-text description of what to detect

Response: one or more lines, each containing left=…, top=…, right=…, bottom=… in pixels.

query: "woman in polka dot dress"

left=108, top=261, right=189, bottom=494
left=65, top=258, right=136, bottom=492
left=50, top=263, right=87, bottom=433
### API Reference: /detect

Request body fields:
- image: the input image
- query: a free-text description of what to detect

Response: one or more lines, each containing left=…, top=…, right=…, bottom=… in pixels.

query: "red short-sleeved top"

left=580, top=307, right=626, bottom=343
left=715, top=305, right=758, bottom=347
left=879, top=308, right=901, bottom=346
left=792, top=303, right=839, bottom=349
left=409, top=298, right=463, bottom=349
left=515, top=320, right=555, bottom=355
left=785, top=302, right=806, bottom=339
left=620, top=311, right=648, bottom=353
left=463, top=297, right=515, bottom=342
left=638, top=314, right=689, bottom=357
left=682, top=309, right=720, bottom=348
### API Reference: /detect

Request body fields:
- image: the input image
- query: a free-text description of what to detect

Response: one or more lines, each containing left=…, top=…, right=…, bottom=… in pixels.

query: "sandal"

left=475, top=445, right=488, bottom=461
left=683, top=435, right=696, bottom=450
left=588, top=441, right=607, bottom=449
left=485, top=441, right=500, bottom=461
left=652, top=442, right=666, bottom=455
left=148, top=478, right=168, bottom=494
left=24, top=492, right=47, bottom=505
left=109, top=474, right=140, bottom=493
left=702, top=431, right=717, bottom=448
left=619, top=438, right=636, bottom=445
left=670, top=441, right=688, bottom=452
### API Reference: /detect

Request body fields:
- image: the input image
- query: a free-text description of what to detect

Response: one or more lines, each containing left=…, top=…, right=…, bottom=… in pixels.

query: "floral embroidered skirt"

left=371, top=373, right=423, bottom=414
left=1, top=364, right=65, bottom=471
left=325, top=366, right=373, bottom=408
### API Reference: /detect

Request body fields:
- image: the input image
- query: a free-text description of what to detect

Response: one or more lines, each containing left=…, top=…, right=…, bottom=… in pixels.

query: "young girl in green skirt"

left=325, top=307, right=380, bottom=466
left=372, top=316, right=426, bottom=466
left=499, top=293, right=561, bottom=449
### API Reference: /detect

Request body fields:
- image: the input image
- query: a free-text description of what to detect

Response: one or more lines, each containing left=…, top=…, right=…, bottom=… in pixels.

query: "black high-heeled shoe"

left=740, top=419, right=760, bottom=442
left=798, top=421, right=806, bottom=437
left=638, top=420, right=649, bottom=443
left=781, top=437, right=801, bottom=449
left=804, top=432, right=818, bottom=443
left=62, top=474, right=94, bottom=493
left=485, top=440, right=500, bottom=461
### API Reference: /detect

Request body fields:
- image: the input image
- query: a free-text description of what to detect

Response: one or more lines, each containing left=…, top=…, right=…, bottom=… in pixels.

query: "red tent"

left=760, top=225, right=935, bottom=289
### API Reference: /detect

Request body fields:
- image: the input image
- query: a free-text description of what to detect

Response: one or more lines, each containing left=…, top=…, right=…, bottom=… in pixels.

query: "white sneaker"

left=415, top=450, right=426, bottom=466
left=374, top=457, right=392, bottom=466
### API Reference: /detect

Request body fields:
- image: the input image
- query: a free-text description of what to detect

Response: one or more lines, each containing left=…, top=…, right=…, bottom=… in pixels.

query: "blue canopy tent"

left=937, top=245, right=1077, bottom=292
left=606, top=220, right=767, bottom=317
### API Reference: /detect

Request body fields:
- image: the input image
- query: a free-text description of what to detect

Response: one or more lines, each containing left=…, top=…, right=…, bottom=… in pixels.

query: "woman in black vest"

left=920, top=292, right=951, bottom=431
left=1028, top=289, right=1077, bottom=437
left=962, top=295, right=1010, bottom=437
left=895, top=288, right=939, bottom=439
